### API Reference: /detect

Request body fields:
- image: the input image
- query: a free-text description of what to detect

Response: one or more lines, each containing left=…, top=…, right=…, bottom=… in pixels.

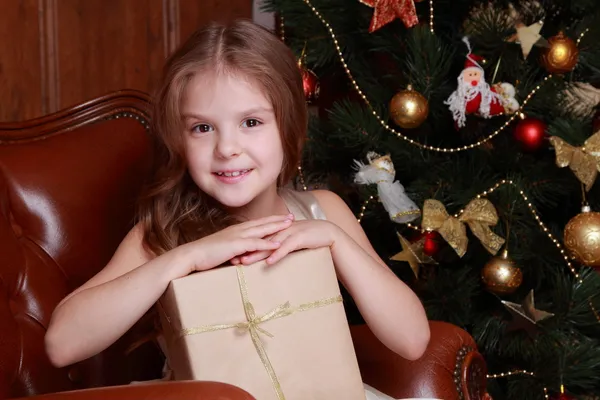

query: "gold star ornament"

left=390, top=233, right=437, bottom=278
left=502, top=290, right=554, bottom=335
left=508, top=21, right=547, bottom=59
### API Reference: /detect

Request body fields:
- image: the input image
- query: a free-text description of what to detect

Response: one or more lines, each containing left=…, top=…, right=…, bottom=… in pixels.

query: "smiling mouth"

left=214, top=169, right=252, bottom=177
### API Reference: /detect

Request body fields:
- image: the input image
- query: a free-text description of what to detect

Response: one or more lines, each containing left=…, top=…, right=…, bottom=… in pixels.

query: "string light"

left=357, top=196, right=375, bottom=222
left=487, top=369, right=534, bottom=378
left=476, top=180, right=579, bottom=279
left=576, top=28, right=589, bottom=46
left=429, top=0, right=434, bottom=34
left=486, top=370, right=549, bottom=398
left=279, top=15, right=285, bottom=42
left=301, top=0, right=552, bottom=152
left=297, top=166, right=308, bottom=191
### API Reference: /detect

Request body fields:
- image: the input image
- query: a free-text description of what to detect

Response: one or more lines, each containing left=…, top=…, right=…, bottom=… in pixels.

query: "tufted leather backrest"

left=0, top=91, right=164, bottom=398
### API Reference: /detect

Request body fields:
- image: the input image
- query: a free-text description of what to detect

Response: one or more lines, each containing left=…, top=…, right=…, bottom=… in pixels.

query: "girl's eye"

left=242, top=118, right=261, bottom=128
left=191, top=124, right=213, bottom=133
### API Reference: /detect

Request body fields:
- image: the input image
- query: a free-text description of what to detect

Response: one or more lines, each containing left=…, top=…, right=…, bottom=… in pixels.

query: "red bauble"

left=408, top=231, right=440, bottom=257
left=300, top=67, right=320, bottom=102
left=423, top=231, right=440, bottom=256
left=550, top=393, right=575, bottom=400
left=513, top=117, right=547, bottom=152
left=549, top=386, right=575, bottom=400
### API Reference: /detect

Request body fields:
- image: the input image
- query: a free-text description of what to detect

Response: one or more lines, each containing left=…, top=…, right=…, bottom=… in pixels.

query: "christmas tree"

left=262, top=0, right=600, bottom=399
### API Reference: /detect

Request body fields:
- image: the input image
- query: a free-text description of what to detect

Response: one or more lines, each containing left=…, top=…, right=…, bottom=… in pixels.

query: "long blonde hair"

left=137, top=19, right=307, bottom=256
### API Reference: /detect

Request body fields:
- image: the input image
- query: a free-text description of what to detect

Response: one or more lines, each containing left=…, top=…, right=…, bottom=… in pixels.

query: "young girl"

left=44, top=19, right=430, bottom=400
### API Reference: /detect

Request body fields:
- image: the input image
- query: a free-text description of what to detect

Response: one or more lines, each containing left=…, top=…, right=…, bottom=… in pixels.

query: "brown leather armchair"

left=0, top=91, right=488, bottom=400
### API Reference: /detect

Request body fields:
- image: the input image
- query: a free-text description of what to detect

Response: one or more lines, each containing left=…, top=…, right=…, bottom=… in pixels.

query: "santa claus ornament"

left=445, top=38, right=520, bottom=128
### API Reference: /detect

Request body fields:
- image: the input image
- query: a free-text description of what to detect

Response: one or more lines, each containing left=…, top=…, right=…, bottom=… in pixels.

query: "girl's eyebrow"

left=237, top=106, right=273, bottom=115
left=181, top=112, right=209, bottom=121
left=181, top=107, right=273, bottom=121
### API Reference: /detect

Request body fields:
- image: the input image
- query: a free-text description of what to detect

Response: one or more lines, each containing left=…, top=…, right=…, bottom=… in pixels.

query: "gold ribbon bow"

left=421, top=198, right=505, bottom=257
left=178, top=266, right=343, bottom=400
left=549, top=132, right=600, bottom=192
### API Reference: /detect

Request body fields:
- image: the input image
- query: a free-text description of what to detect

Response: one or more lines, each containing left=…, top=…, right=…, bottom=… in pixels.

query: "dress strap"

left=279, top=188, right=327, bottom=221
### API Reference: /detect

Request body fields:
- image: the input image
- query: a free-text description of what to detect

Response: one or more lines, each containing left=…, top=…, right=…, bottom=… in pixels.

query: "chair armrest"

left=350, top=321, right=488, bottom=400
left=10, top=381, right=256, bottom=400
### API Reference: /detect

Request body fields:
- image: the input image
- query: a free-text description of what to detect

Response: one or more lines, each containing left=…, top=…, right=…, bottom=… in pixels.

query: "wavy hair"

left=136, top=19, right=307, bottom=256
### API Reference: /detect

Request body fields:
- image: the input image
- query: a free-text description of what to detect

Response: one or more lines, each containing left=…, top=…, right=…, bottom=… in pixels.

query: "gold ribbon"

left=177, top=266, right=343, bottom=400
left=549, top=131, right=600, bottom=192
left=421, top=198, right=505, bottom=257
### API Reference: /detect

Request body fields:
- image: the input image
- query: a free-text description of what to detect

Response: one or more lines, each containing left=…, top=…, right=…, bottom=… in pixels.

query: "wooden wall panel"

left=0, top=0, right=43, bottom=122
left=0, top=0, right=254, bottom=122
left=55, top=0, right=166, bottom=112
left=179, top=0, right=254, bottom=46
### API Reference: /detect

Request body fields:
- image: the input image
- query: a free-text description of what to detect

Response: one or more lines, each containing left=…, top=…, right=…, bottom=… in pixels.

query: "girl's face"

left=181, top=71, right=284, bottom=210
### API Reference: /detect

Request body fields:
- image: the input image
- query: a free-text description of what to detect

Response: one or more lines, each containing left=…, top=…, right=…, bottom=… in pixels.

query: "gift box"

left=158, top=247, right=366, bottom=400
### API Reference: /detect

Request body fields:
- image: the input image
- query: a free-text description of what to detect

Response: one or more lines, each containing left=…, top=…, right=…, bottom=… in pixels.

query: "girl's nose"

left=215, top=132, right=242, bottom=159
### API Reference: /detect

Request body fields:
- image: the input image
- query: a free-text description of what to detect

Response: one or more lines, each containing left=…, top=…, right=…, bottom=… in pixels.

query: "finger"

left=240, top=250, right=272, bottom=265
left=266, top=238, right=297, bottom=265
left=263, top=233, right=276, bottom=241
left=265, top=228, right=292, bottom=245
left=242, top=219, right=293, bottom=239
left=231, top=257, right=241, bottom=265
left=239, top=213, right=294, bottom=229
left=240, top=238, right=282, bottom=254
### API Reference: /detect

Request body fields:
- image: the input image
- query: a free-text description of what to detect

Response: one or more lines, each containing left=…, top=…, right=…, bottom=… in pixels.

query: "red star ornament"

left=359, top=0, right=419, bottom=32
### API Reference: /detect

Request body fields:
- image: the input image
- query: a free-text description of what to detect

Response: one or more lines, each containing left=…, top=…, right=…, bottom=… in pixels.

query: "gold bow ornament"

left=549, top=131, right=600, bottom=191
left=421, top=198, right=505, bottom=257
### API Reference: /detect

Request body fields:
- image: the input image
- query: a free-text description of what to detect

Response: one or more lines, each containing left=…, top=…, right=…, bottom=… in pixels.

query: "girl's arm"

left=314, top=190, right=430, bottom=361
left=45, top=215, right=291, bottom=368
left=45, top=225, right=191, bottom=368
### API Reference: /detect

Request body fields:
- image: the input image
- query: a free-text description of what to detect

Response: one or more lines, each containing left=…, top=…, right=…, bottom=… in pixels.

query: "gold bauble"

left=389, top=85, right=429, bottom=129
left=541, top=31, right=579, bottom=74
left=481, top=250, right=523, bottom=295
left=564, top=206, right=600, bottom=267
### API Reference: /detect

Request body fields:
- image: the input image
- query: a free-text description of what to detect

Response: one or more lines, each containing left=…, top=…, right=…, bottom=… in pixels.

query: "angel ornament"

left=354, top=152, right=421, bottom=223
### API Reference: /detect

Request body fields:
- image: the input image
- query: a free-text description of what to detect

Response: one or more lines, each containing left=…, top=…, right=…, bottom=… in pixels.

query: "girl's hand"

left=182, top=214, right=295, bottom=272
left=232, top=220, right=341, bottom=266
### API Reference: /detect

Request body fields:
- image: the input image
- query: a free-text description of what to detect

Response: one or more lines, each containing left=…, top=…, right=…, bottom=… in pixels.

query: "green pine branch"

left=269, top=0, right=600, bottom=397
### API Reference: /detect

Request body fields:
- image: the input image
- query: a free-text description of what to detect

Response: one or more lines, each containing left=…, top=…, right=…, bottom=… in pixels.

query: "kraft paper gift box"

left=158, top=247, right=366, bottom=400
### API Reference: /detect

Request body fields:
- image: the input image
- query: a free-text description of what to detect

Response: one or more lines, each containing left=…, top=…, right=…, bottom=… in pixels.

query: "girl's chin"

left=212, top=192, right=255, bottom=209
